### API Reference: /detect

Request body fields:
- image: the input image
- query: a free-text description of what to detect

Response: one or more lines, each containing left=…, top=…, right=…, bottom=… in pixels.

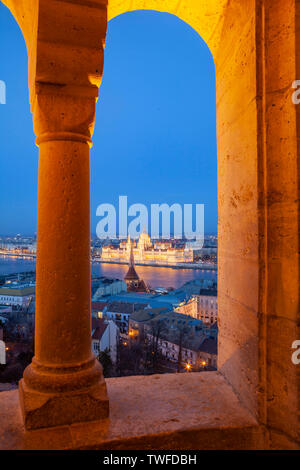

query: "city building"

left=0, top=271, right=36, bottom=287
left=92, top=301, right=109, bottom=319
left=104, top=292, right=174, bottom=312
left=92, top=277, right=127, bottom=300
left=101, top=231, right=193, bottom=264
left=0, top=283, right=35, bottom=309
left=172, top=284, right=218, bottom=324
left=156, top=335, right=217, bottom=369
left=173, top=279, right=217, bottom=297
left=129, top=309, right=217, bottom=369
left=174, top=296, right=198, bottom=318
left=197, top=338, right=218, bottom=369
left=194, top=289, right=218, bottom=324
left=0, top=327, right=7, bottom=366
left=91, top=318, right=119, bottom=364
left=0, top=239, right=36, bottom=255
left=0, top=306, right=12, bottom=315
left=0, top=339, right=6, bottom=365
left=103, top=301, right=149, bottom=334
left=129, top=306, right=173, bottom=337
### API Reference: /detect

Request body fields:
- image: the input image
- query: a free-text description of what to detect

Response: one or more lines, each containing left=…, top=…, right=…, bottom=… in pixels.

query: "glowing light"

left=185, top=363, right=191, bottom=371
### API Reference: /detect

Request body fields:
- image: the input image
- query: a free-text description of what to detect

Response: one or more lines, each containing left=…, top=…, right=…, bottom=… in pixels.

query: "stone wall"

left=1, top=0, right=299, bottom=448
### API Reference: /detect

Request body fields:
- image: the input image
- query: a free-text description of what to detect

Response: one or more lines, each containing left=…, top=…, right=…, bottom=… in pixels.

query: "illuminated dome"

left=138, top=230, right=152, bottom=249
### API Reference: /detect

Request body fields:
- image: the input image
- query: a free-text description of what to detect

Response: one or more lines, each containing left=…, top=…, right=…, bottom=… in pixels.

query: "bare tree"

left=146, top=318, right=167, bottom=372
left=176, top=326, right=189, bottom=373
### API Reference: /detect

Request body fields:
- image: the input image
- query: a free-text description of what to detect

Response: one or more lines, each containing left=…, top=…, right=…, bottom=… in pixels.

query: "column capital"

left=32, top=1, right=107, bottom=95
left=32, top=92, right=97, bottom=146
left=33, top=0, right=107, bottom=142
left=4, top=0, right=107, bottom=141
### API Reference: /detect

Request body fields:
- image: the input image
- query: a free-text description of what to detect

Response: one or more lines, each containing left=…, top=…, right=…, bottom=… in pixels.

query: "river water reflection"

left=0, top=256, right=217, bottom=289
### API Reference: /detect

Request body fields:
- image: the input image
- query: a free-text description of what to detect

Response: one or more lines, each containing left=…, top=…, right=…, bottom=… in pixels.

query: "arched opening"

left=90, top=10, right=218, bottom=375
left=103, top=0, right=264, bottom=420
left=0, top=0, right=263, bottom=422
left=0, top=4, right=38, bottom=238
left=1, top=0, right=298, bottom=449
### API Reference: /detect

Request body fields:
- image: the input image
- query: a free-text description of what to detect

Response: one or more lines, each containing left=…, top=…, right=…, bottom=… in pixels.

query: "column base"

left=19, top=358, right=109, bottom=430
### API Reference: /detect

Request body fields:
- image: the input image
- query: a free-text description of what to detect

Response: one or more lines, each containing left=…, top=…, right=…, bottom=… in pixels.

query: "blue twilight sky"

left=0, top=6, right=217, bottom=237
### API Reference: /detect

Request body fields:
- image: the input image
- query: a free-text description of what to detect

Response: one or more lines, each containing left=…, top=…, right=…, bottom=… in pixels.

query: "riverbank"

left=0, top=252, right=217, bottom=271
left=92, top=257, right=217, bottom=271
left=0, top=252, right=36, bottom=259
left=0, top=256, right=217, bottom=289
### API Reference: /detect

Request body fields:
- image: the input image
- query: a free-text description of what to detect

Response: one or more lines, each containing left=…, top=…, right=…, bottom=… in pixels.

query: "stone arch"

left=95, top=2, right=300, bottom=446
left=107, top=0, right=263, bottom=420
left=0, top=0, right=266, bottom=422
left=1, top=0, right=299, bottom=448
left=107, top=0, right=228, bottom=58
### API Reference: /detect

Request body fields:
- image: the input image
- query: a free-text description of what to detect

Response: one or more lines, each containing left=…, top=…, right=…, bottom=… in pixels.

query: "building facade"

left=156, top=336, right=217, bottom=369
left=0, top=340, right=6, bottom=365
left=0, top=283, right=35, bottom=309
left=101, top=232, right=193, bottom=264
left=129, top=308, right=218, bottom=369
left=91, top=318, right=119, bottom=364
left=195, top=290, right=218, bottom=325
left=104, top=301, right=149, bottom=334
left=92, top=278, right=127, bottom=299
left=174, top=290, right=217, bottom=326
left=175, top=296, right=198, bottom=318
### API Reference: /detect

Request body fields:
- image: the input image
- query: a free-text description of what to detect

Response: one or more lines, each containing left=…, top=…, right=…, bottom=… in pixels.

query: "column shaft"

left=19, top=135, right=109, bottom=429
left=35, top=139, right=91, bottom=365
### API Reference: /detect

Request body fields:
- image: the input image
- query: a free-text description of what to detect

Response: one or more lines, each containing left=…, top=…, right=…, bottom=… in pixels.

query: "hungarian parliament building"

left=101, top=232, right=194, bottom=264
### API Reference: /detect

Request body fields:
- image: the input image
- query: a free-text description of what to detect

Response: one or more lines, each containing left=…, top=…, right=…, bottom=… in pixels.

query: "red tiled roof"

left=124, top=265, right=139, bottom=281
left=198, top=338, right=217, bottom=355
left=92, top=301, right=108, bottom=311
left=91, top=318, right=108, bottom=341
left=127, top=279, right=148, bottom=292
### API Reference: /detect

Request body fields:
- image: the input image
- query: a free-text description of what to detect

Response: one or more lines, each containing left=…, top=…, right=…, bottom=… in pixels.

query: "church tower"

left=124, top=244, right=148, bottom=292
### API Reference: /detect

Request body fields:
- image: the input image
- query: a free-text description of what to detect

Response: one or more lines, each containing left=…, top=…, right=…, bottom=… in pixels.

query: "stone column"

left=3, top=0, right=110, bottom=431
left=19, top=92, right=109, bottom=430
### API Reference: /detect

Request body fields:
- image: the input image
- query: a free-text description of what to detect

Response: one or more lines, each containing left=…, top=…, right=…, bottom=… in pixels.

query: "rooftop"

left=173, top=279, right=217, bottom=297
left=141, top=310, right=215, bottom=351
left=0, top=284, right=35, bottom=296
left=124, top=265, right=139, bottom=281
left=105, top=293, right=174, bottom=311
left=92, top=301, right=109, bottom=311
left=130, top=307, right=170, bottom=323
left=198, top=289, right=218, bottom=297
left=92, top=277, right=123, bottom=285
left=106, top=301, right=148, bottom=314
left=151, top=291, right=188, bottom=305
left=198, top=338, right=218, bottom=355
left=91, top=318, right=108, bottom=341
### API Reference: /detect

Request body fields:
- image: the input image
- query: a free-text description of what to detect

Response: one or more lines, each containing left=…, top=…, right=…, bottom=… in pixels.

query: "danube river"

left=0, top=256, right=217, bottom=289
